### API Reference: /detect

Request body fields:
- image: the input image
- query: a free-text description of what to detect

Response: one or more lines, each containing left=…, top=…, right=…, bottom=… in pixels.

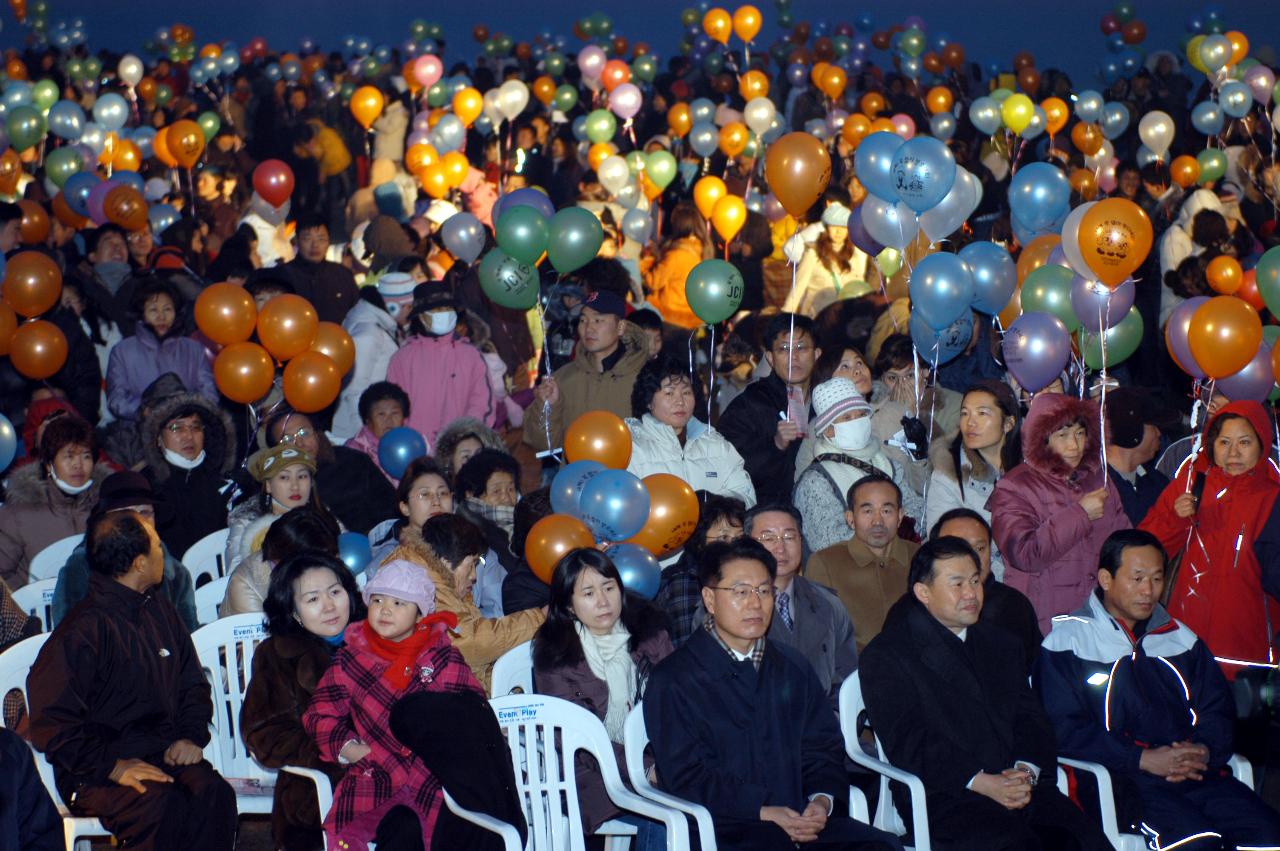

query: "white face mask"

left=830, top=417, right=872, bottom=451
left=163, top=447, right=207, bottom=470
left=425, top=310, right=458, bottom=336
left=49, top=468, right=95, bottom=495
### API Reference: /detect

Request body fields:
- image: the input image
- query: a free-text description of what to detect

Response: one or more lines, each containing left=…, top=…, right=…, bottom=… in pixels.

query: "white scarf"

left=575, top=620, right=635, bottom=743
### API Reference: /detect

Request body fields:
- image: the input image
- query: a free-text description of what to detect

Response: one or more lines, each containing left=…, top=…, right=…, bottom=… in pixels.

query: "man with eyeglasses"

left=645, top=538, right=903, bottom=851
left=720, top=313, right=823, bottom=504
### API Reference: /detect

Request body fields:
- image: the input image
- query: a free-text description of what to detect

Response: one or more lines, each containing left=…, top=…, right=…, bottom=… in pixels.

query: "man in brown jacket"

left=805, top=475, right=918, bottom=654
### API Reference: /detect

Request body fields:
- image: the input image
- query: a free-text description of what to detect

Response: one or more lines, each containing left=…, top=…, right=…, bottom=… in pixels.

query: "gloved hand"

left=900, top=416, right=929, bottom=461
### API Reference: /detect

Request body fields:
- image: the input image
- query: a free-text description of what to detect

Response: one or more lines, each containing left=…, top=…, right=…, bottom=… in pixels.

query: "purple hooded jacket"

left=106, top=322, right=218, bottom=421
left=987, top=393, right=1131, bottom=632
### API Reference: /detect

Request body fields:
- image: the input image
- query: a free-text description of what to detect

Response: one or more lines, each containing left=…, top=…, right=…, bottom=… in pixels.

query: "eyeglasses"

left=754, top=531, right=799, bottom=545
left=166, top=421, right=205, bottom=435
left=772, top=343, right=814, bottom=356
left=710, top=583, right=775, bottom=603
left=279, top=428, right=312, bottom=445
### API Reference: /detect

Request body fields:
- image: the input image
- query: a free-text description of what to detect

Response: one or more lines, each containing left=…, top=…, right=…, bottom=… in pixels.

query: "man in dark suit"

left=645, top=538, right=902, bottom=851
left=860, top=537, right=1111, bottom=851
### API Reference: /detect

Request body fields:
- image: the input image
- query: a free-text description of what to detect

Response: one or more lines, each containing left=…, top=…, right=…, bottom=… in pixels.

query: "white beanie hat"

left=810, top=377, right=871, bottom=434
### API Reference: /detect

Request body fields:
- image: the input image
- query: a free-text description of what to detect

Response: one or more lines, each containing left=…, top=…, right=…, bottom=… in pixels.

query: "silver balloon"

left=78, top=122, right=106, bottom=156
left=431, top=114, right=465, bottom=153
left=743, top=97, right=776, bottom=137
left=621, top=208, right=652, bottom=243
left=117, top=54, right=144, bottom=87
left=91, top=93, right=128, bottom=132
left=497, top=79, right=529, bottom=122
left=689, top=122, right=717, bottom=158
left=1074, top=90, right=1104, bottom=123
left=1135, top=145, right=1164, bottom=168
left=47, top=100, right=85, bottom=141
left=482, top=89, right=504, bottom=127
left=615, top=183, right=642, bottom=209
left=597, top=155, right=630, bottom=195
left=930, top=112, right=956, bottom=141
left=861, top=195, right=920, bottom=250
left=1137, top=110, right=1174, bottom=156
left=1021, top=106, right=1047, bottom=140
left=919, top=167, right=977, bottom=243
left=441, top=211, right=486, bottom=264
left=1100, top=102, right=1129, bottom=140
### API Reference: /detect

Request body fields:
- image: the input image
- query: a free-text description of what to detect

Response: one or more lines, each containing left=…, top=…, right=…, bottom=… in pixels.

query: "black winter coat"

left=318, top=446, right=399, bottom=535
left=718, top=373, right=801, bottom=505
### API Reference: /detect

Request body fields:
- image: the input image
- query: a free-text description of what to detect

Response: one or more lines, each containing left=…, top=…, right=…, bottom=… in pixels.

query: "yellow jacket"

left=644, top=236, right=706, bottom=329
left=310, top=119, right=352, bottom=179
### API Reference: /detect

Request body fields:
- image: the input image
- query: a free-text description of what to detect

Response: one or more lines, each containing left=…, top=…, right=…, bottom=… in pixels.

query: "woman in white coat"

left=332, top=273, right=414, bottom=440
left=781, top=203, right=871, bottom=317
left=625, top=356, right=755, bottom=507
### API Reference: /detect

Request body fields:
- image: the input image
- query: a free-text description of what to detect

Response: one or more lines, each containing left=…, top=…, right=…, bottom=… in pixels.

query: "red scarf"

left=361, top=612, right=459, bottom=691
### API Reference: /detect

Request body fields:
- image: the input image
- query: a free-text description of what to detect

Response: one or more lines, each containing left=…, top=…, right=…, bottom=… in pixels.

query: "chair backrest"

left=182, top=528, right=231, bottom=587
left=27, top=534, right=83, bottom=582
left=11, top=578, right=58, bottom=632
left=838, top=672, right=905, bottom=835
left=490, top=693, right=631, bottom=851
left=491, top=640, right=534, bottom=696
left=192, top=613, right=269, bottom=780
left=0, top=633, right=51, bottom=723
left=195, top=575, right=231, bottom=626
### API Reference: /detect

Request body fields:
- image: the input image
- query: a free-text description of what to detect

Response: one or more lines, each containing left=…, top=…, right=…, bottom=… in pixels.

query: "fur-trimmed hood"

left=1020, top=393, right=1103, bottom=481
left=140, top=391, right=237, bottom=483
left=2, top=460, right=115, bottom=510
left=433, top=417, right=507, bottom=479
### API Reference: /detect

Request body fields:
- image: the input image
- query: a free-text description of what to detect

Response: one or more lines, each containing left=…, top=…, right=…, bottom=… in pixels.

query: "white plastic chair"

left=194, top=575, right=231, bottom=625
left=12, top=577, right=58, bottom=632
left=191, top=613, right=275, bottom=815
left=0, top=633, right=111, bottom=851
left=27, top=534, right=83, bottom=582
left=622, top=703, right=717, bottom=851
left=492, top=640, right=534, bottom=696
left=181, top=528, right=230, bottom=587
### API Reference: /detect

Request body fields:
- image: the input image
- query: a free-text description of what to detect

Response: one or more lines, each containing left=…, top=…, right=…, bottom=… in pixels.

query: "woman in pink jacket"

left=386, top=283, right=493, bottom=448
left=988, top=393, right=1131, bottom=631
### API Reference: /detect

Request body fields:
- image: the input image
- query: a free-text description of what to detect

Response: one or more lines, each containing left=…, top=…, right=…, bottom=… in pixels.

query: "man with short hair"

left=861, top=538, right=1111, bottom=851
left=285, top=211, right=358, bottom=323
left=1104, top=387, right=1174, bottom=524
left=720, top=313, right=823, bottom=504
left=0, top=201, right=23, bottom=253
left=28, top=511, right=236, bottom=851
left=1038, top=529, right=1280, bottom=850
left=806, top=475, right=919, bottom=653
left=645, top=538, right=902, bottom=850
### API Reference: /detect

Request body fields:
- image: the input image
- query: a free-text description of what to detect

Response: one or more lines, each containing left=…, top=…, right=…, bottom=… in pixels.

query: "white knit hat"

left=821, top=203, right=851, bottom=228
left=376, top=272, right=416, bottom=300
left=810, top=378, right=871, bottom=434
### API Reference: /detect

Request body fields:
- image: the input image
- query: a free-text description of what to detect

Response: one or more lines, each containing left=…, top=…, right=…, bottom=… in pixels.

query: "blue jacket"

left=1036, top=590, right=1234, bottom=774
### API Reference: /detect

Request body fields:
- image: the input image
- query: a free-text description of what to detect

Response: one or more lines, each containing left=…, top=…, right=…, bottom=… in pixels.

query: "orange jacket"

left=644, top=236, right=706, bottom=329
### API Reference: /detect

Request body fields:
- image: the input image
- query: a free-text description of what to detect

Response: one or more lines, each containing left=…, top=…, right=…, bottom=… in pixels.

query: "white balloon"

left=482, top=89, right=504, bottom=127
left=1137, top=110, right=1174, bottom=156
left=497, top=79, right=530, bottom=122
left=1084, top=138, right=1114, bottom=171
left=598, top=155, right=630, bottom=195
left=118, top=54, right=144, bottom=88
left=743, top=97, right=776, bottom=137
left=1058, top=201, right=1097, bottom=279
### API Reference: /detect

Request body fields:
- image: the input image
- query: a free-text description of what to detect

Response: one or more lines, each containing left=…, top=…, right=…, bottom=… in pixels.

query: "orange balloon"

left=624, top=473, right=700, bottom=558
left=195, top=282, right=258, bottom=345
left=441, top=151, right=469, bottom=188
left=693, top=175, right=727, bottom=220
left=810, top=62, right=831, bottom=89
left=588, top=142, right=617, bottom=171
left=199, top=42, right=222, bottom=58
left=860, top=92, right=886, bottom=118
left=283, top=351, right=342, bottom=413
left=926, top=86, right=953, bottom=115
left=405, top=143, right=439, bottom=174
left=718, top=122, right=749, bottom=157
left=350, top=86, right=385, bottom=130
left=418, top=162, right=451, bottom=199
left=452, top=87, right=483, bottom=127
left=214, top=341, right=275, bottom=403
left=1187, top=296, right=1262, bottom=379
left=703, top=7, right=732, bottom=45
left=0, top=149, right=20, bottom=194
left=1069, top=168, right=1098, bottom=201
left=2, top=251, right=62, bottom=317
left=667, top=103, right=692, bottom=137
left=111, top=139, right=142, bottom=172
left=17, top=200, right=49, bottom=244
left=137, top=77, right=157, bottom=102
left=841, top=113, right=872, bottom=150
left=166, top=120, right=205, bottom=168
left=9, top=319, right=67, bottom=379
left=5, top=58, right=27, bottom=81
left=564, top=410, right=632, bottom=468
left=641, top=172, right=663, bottom=201
left=1077, top=198, right=1153, bottom=288
left=997, top=285, right=1023, bottom=329
left=869, top=117, right=898, bottom=135
left=1226, top=30, right=1249, bottom=65
left=1206, top=255, right=1243, bottom=295
left=738, top=69, right=769, bottom=100
left=601, top=59, right=631, bottom=93
left=532, top=75, right=556, bottom=106
left=0, top=302, right=15, bottom=356
left=103, top=185, right=149, bottom=231
left=1170, top=155, right=1201, bottom=189
left=153, top=125, right=178, bottom=167
left=1041, top=97, right=1069, bottom=135
left=1071, top=122, right=1104, bottom=157
left=1238, top=269, right=1265, bottom=312
left=51, top=193, right=87, bottom=230
left=525, top=514, right=597, bottom=583
left=732, top=5, right=762, bottom=42
left=764, top=132, right=832, bottom=219
left=712, top=195, right=747, bottom=243
left=1016, top=234, right=1061, bottom=285
left=819, top=66, right=847, bottom=100
left=309, top=321, right=356, bottom=375
left=257, top=293, right=319, bottom=362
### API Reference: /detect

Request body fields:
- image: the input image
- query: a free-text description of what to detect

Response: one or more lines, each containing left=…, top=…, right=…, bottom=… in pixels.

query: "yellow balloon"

left=1186, top=35, right=1209, bottom=74
left=1001, top=93, right=1035, bottom=135
left=694, top=176, right=727, bottom=220
left=711, top=195, right=746, bottom=243
left=349, top=86, right=384, bottom=130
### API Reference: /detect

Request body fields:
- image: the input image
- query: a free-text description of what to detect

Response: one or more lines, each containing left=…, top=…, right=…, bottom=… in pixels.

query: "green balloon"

left=632, top=56, right=657, bottom=83
left=1020, top=265, right=1080, bottom=332
left=686, top=259, right=744, bottom=324
left=6, top=105, right=47, bottom=153
left=427, top=83, right=448, bottom=108
left=990, top=87, right=1013, bottom=103
left=197, top=111, right=221, bottom=142
left=1081, top=306, right=1143, bottom=369
left=495, top=205, right=550, bottom=266
left=478, top=248, right=540, bottom=309
left=579, top=16, right=597, bottom=37
left=84, top=58, right=102, bottom=77
left=155, top=84, right=173, bottom=106
left=545, top=53, right=566, bottom=78
left=409, top=18, right=428, bottom=40
left=66, top=59, right=84, bottom=80
left=547, top=207, right=604, bottom=275
left=680, top=7, right=699, bottom=26
left=44, top=146, right=82, bottom=189
left=644, top=150, right=677, bottom=190
left=1257, top=246, right=1280, bottom=317
left=593, top=13, right=613, bottom=36
left=584, top=109, right=617, bottom=144
left=625, top=151, right=646, bottom=175
left=899, top=27, right=926, bottom=58
left=1113, top=1, right=1135, bottom=23
left=1197, top=148, right=1227, bottom=184
left=702, top=52, right=724, bottom=76
left=32, top=79, right=58, bottom=111
left=553, top=84, right=579, bottom=113
left=876, top=248, right=903, bottom=278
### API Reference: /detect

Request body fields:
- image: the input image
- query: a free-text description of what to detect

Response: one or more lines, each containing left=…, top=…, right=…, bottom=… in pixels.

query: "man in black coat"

left=719, top=313, right=823, bottom=505
left=284, top=211, right=359, bottom=324
left=860, top=537, right=1111, bottom=851
left=645, top=538, right=902, bottom=851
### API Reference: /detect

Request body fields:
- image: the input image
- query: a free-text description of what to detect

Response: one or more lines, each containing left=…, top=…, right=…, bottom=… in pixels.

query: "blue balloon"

left=578, top=470, right=650, bottom=542
left=847, top=204, right=885, bottom=257
left=968, top=97, right=1001, bottom=135
left=1074, top=90, right=1104, bottom=123
left=338, top=531, right=374, bottom=575
left=113, top=171, right=145, bottom=195
left=910, top=310, right=973, bottom=366
left=1219, top=81, right=1253, bottom=119
left=571, top=115, right=588, bottom=142
left=550, top=460, right=606, bottom=517
left=689, top=122, right=718, bottom=158
left=908, top=252, right=975, bottom=330
left=377, top=426, right=428, bottom=479
left=64, top=172, right=98, bottom=217
left=494, top=187, right=555, bottom=221
left=0, top=413, right=15, bottom=472
left=47, top=100, right=85, bottom=141
left=608, top=543, right=661, bottom=600
left=854, top=131, right=903, bottom=201
left=149, top=203, right=179, bottom=235
left=1008, top=163, right=1070, bottom=231
left=689, top=98, right=716, bottom=125
left=1191, top=101, right=1223, bottom=136
left=860, top=195, right=919, bottom=251
left=930, top=113, right=956, bottom=141
left=890, top=136, right=956, bottom=213
left=430, top=114, right=465, bottom=153
left=958, top=241, right=1017, bottom=314
left=1100, top=102, right=1129, bottom=140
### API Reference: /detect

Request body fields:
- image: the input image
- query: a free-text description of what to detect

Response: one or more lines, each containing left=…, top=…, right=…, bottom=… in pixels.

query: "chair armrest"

left=442, top=789, right=523, bottom=851
left=1229, top=753, right=1255, bottom=790
left=848, top=786, right=870, bottom=824
left=605, top=784, right=693, bottom=851
left=1058, top=757, right=1125, bottom=847
left=280, top=765, right=334, bottom=821
left=843, top=747, right=931, bottom=850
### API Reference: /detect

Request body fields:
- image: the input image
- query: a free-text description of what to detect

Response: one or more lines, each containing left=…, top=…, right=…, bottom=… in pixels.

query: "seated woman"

left=222, top=507, right=341, bottom=617
left=453, top=448, right=521, bottom=572
left=0, top=414, right=112, bottom=589
left=343, top=381, right=412, bottom=484
left=368, top=458, right=454, bottom=570
left=653, top=492, right=746, bottom=647
left=795, top=343, right=876, bottom=476
left=626, top=355, right=756, bottom=507
left=225, top=444, right=335, bottom=572
left=386, top=513, right=544, bottom=693
left=434, top=417, right=506, bottom=483
left=242, top=552, right=365, bottom=851
left=532, top=548, right=673, bottom=847
left=105, top=278, right=216, bottom=421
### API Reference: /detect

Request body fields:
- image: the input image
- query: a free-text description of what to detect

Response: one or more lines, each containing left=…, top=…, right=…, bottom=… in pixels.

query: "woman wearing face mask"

left=225, top=444, right=339, bottom=573
left=105, top=279, right=217, bottom=421
left=795, top=345, right=875, bottom=478
left=0, top=416, right=112, bottom=589
left=782, top=203, right=872, bottom=317
left=332, top=273, right=414, bottom=441
left=793, top=378, right=901, bottom=552
left=385, top=282, right=493, bottom=448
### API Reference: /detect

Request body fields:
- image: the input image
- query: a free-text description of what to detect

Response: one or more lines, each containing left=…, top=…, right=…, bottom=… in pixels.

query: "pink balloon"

left=412, top=54, right=443, bottom=90
left=578, top=45, right=606, bottom=80
left=1097, top=157, right=1119, bottom=194
left=1244, top=65, right=1276, bottom=105
left=891, top=113, right=916, bottom=140
left=412, top=112, right=433, bottom=133
left=609, top=83, right=643, bottom=120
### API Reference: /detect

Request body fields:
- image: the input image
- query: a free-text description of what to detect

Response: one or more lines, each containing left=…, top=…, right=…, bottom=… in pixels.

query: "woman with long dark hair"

left=644, top=201, right=711, bottom=329
left=783, top=204, right=871, bottom=317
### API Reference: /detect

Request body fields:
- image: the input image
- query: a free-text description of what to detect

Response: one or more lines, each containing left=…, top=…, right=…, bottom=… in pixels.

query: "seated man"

left=1038, top=529, right=1280, bottom=850
left=861, top=537, right=1110, bottom=851
left=645, top=538, right=902, bottom=850
left=930, top=508, right=1040, bottom=673
left=27, top=511, right=236, bottom=851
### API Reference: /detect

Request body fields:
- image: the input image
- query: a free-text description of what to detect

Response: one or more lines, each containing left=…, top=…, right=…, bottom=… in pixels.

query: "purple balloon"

left=405, top=129, right=433, bottom=149
left=848, top=205, right=885, bottom=257
left=412, top=112, right=433, bottom=133
left=577, top=45, right=606, bottom=80
left=1244, top=65, right=1276, bottom=106
left=1070, top=276, right=1136, bottom=333
left=86, top=178, right=120, bottom=226
left=1002, top=311, right=1072, bottom=393
left=763, top=193, right=786, bottom=224
left=609, top=83, right=643, bottom=120
left=494, top=187, right=556, bottom=221
left=1218, top=342, right=1274, bottom=403
left=1046, top=245, right=1071, bottom=269
left=1166, top=296, right=1210, bottom=380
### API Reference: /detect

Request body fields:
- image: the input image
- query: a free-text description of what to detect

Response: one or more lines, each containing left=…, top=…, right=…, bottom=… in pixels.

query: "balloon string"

left=787, top=257, right=797, bottom=382
left=1183, top=379, right=1213, bottom=493
left=706, top=324, right=716, bottom=426
left=535, top=298, right=557, bottom=460
left=1097, top=295, right=1109, bottom=487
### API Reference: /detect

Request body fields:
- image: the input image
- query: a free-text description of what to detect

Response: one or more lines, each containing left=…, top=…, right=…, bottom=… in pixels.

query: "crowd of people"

left=2, top=2, right=1280, bottom=850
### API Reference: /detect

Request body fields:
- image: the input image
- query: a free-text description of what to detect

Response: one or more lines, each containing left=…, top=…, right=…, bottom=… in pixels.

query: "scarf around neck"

left=575, top=619, right=635, bottom=743
left=466, top=497, right=516, bottom=538
left=361, top=612, right=458, bottom=691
